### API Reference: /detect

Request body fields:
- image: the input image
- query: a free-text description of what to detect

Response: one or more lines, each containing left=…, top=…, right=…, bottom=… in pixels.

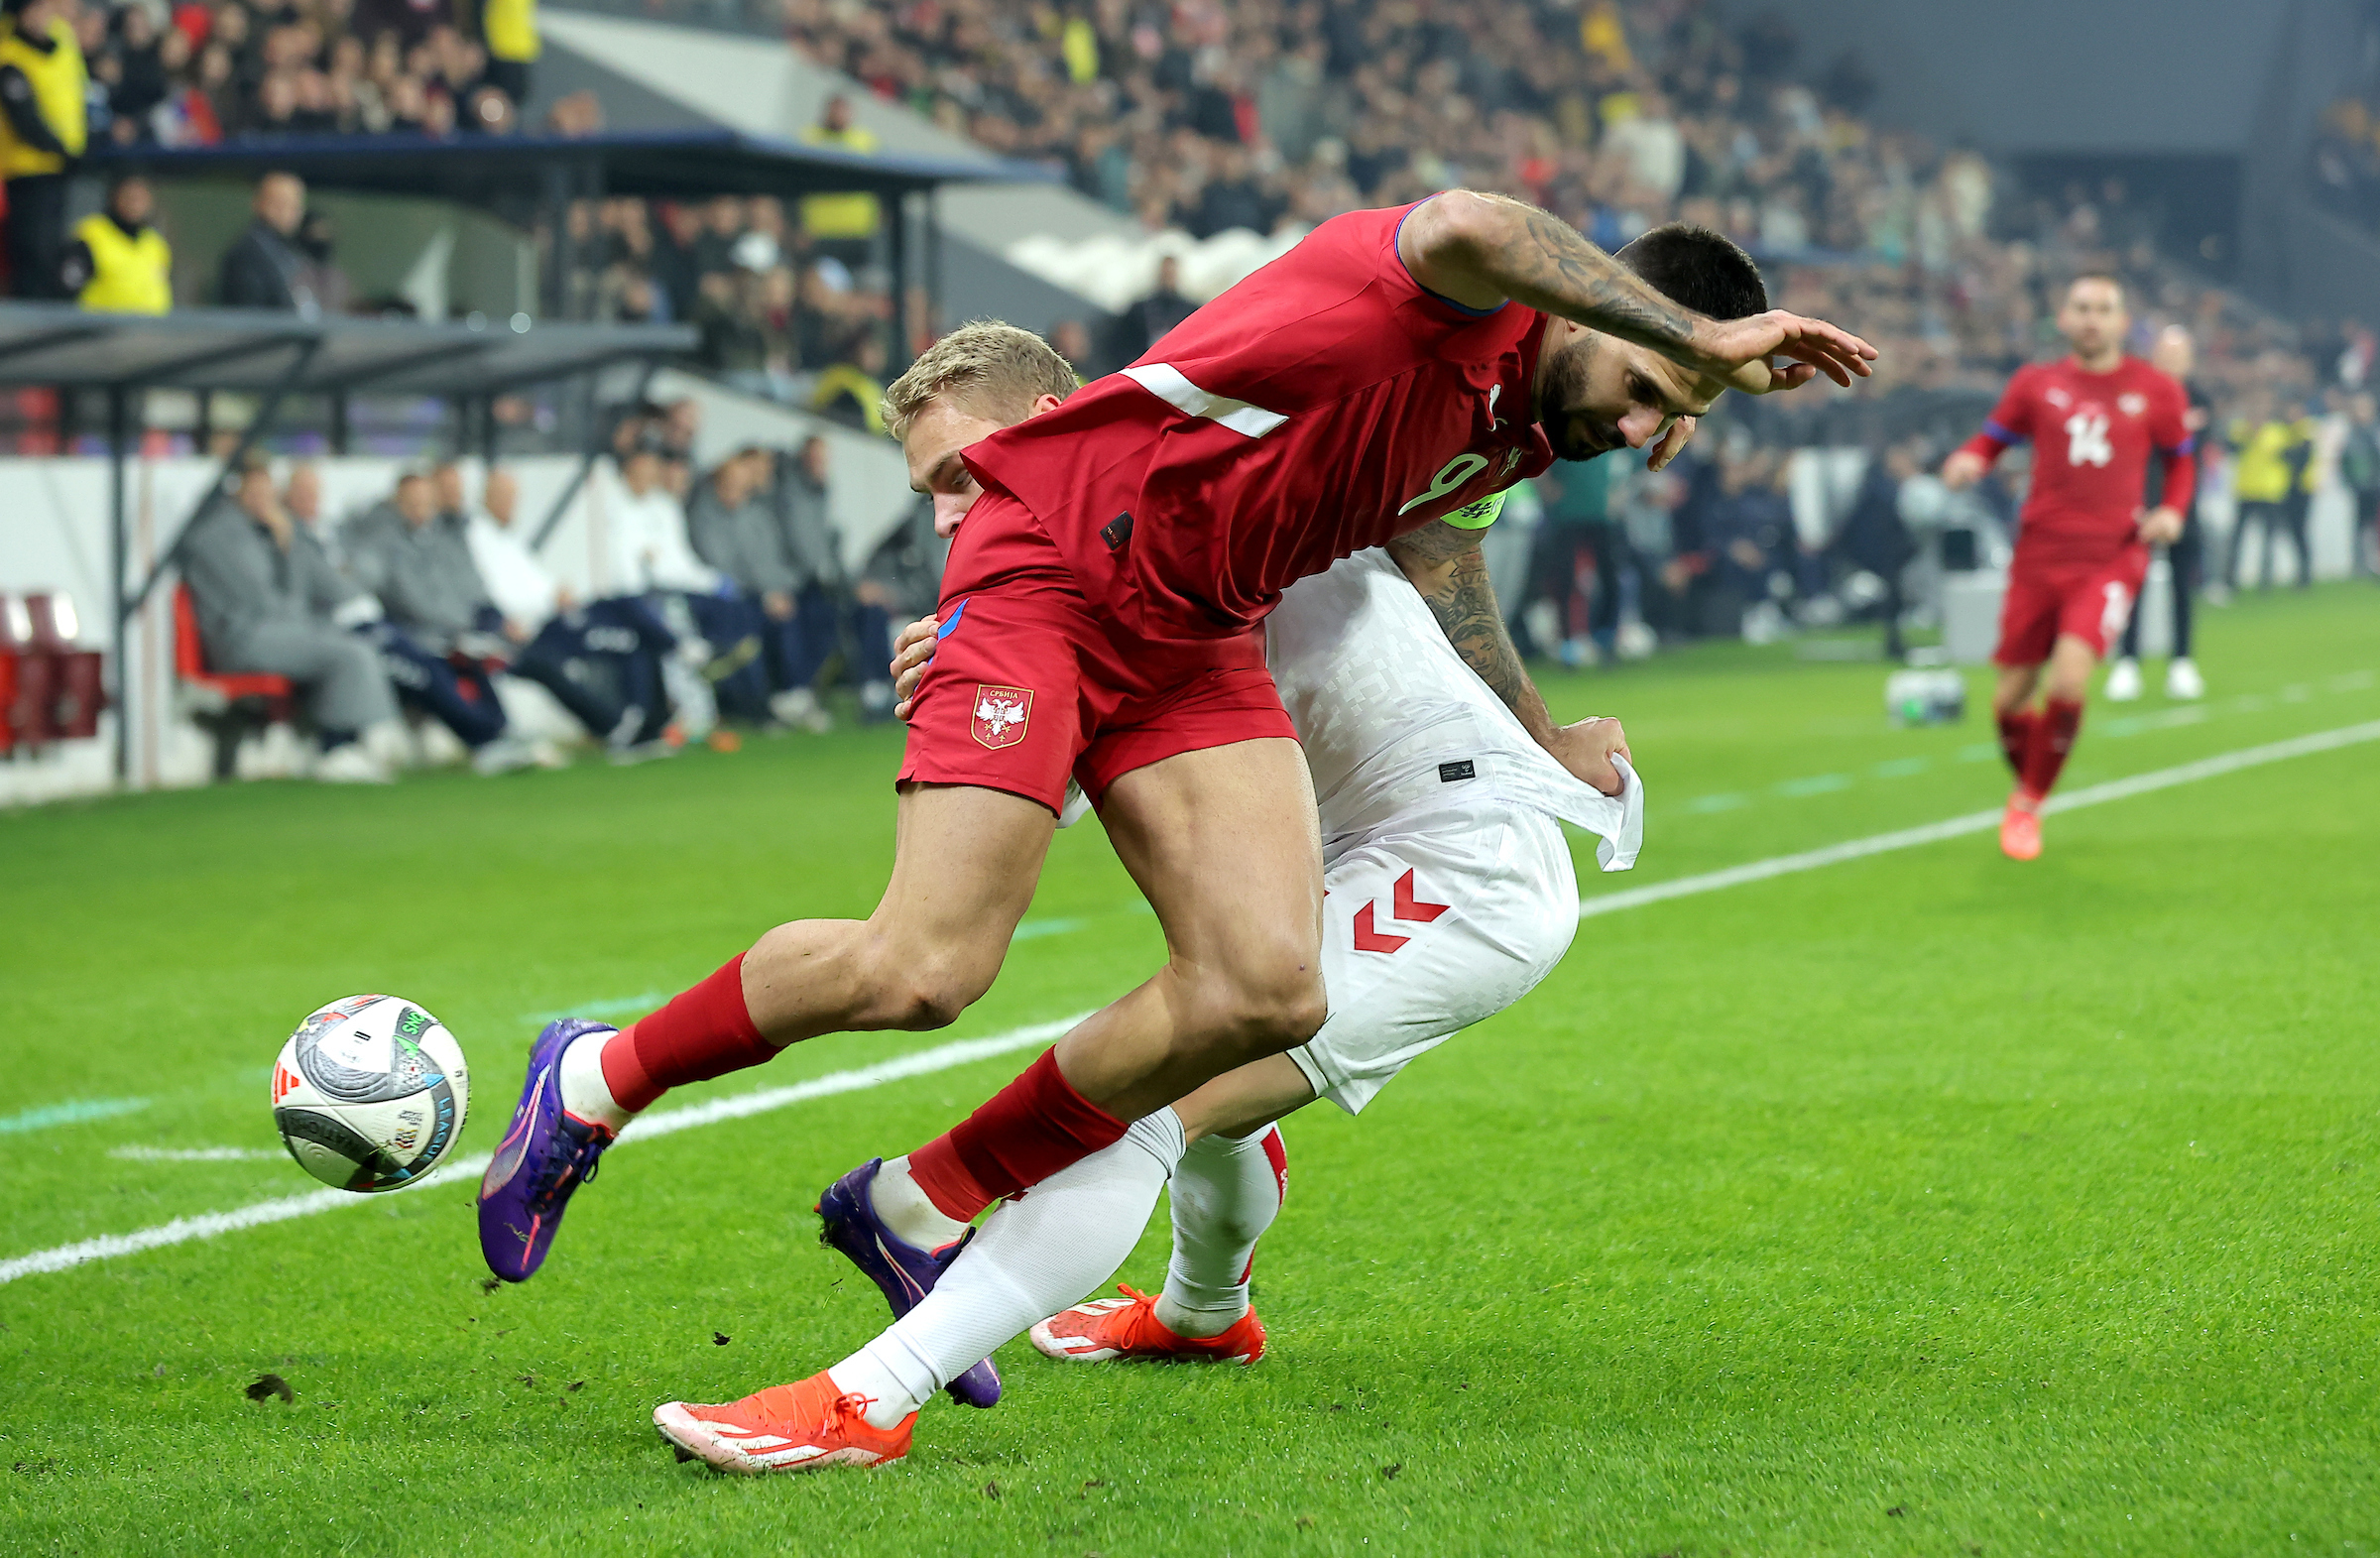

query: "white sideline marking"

left=1580, top=720, right=2380, bottom=920
left=0, top=1018, right=1084, bottom=1286
left=110, top=1145, right=286, bottom=1162
left=12, top=719, right=2379, bottom=1288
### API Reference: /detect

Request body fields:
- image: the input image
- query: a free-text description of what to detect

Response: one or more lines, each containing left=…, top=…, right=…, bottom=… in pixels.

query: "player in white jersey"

left=1016, top=525, right=1642, bottom=1366
left=654, top=332, right=1649, bottom=1475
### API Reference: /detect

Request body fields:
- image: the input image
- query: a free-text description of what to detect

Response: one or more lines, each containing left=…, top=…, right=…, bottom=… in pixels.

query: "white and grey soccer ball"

left=271, top=994, right=470, bottom=1193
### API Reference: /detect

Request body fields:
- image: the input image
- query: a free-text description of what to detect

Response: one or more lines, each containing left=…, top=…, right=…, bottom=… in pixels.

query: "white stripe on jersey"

left=1121, top=362, right=1289, bottom=438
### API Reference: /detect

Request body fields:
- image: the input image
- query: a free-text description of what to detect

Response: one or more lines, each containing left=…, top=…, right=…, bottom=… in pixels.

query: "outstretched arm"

left=1396, top=190, right=1875, bottom=395
left=1386, top=521, right=1629, bottom=796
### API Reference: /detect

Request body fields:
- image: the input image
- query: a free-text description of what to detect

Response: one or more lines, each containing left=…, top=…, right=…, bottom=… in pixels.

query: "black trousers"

left=2120, top=520, right=2202, bottom=659
left=4, top=174, right=68, bottom=300
left=2228, top=499, right=2312, bottom=589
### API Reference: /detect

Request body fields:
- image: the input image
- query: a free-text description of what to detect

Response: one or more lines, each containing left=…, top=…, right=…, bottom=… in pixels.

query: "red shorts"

left=896, top=491, right=1295, bottom=813
left=1993, top=548, right=2149, bottom=666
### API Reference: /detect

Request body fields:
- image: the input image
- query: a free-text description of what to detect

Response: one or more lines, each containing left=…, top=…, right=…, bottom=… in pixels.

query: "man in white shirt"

left=608, top=440, right=774, bottom=724
left=471, top=465, right=679, bottom=757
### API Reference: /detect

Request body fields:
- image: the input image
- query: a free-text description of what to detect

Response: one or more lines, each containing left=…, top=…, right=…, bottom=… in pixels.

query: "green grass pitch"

left=3, top=585, right=2376, bottom=1556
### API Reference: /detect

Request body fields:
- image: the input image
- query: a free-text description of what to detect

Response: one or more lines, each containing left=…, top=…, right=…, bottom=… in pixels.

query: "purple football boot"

left=477, top=1019, right=620, bottom=1282
left=816, top=1157, right=1002, bottom=1408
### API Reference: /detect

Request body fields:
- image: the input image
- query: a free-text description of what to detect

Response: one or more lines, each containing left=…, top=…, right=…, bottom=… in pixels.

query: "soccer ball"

left=271, top=994, right=470, bottom=1193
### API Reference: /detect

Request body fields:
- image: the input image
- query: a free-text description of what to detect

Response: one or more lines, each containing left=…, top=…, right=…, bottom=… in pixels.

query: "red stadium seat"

left=0, top=644, right=18, bottom=757
left=19, top=593, right=106, bottom=741
left=174, top=584, right=295, bottom=779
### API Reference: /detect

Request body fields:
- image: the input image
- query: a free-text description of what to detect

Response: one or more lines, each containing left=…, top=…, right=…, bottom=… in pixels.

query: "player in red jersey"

left=1943, top=274, right=2196, bottom=861
left=479, top=196, right=1873, bottom=1340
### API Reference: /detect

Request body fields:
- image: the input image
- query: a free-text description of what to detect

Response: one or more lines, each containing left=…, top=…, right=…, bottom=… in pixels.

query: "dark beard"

left=1538, top=333, right=1614, bottom=462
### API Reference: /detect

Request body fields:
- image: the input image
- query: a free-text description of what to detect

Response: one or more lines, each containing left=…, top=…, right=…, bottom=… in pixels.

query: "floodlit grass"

left=2, top=585, right=2376, bottom=1556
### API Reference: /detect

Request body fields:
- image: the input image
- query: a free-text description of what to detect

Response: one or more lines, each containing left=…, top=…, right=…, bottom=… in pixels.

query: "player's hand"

left=1645, top=416, right=1697, bottom=472
left=891, top=614, right=938, bottom=721
left=1941, top=449, right=1987, bottom=490
left=1544, top=715, right=1630, bottom=797
left=2137, top=505, right=2186, bottom=545
left=1688, top=310, right=1877, bottom=394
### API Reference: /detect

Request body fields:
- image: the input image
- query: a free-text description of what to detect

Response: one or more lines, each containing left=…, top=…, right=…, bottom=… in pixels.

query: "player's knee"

left=854, top=936, right=996, bottom=1031
left=1199, top=954, right=1328, bottom=1060
left=885, top=955, right=992, bottom=1030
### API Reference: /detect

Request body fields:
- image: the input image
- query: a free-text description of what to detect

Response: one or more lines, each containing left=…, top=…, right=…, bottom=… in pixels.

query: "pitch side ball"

left=271, top=994, right=470, bottom=1192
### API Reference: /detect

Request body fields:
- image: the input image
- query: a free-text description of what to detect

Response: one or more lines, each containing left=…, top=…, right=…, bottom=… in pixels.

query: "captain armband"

left=1442, top=489, right=1508, bottom=531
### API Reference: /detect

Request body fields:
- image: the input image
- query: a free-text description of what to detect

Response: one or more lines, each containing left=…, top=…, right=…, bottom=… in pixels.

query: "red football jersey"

left=1965, top=356, right=2195, bottom=566
left=964, top=201, right=1554, bottom=640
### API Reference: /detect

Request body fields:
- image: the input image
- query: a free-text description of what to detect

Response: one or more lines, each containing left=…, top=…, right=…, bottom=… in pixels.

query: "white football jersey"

left=1265, top=547, right=1642, bottom=869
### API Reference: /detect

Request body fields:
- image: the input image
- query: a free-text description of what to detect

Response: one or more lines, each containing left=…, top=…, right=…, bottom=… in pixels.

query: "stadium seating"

left=0, top=592, right=105, bottom=755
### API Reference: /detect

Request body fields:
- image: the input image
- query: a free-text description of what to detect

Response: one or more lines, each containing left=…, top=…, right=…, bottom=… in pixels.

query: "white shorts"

left=1286, top=800, right=1582, bottom=1115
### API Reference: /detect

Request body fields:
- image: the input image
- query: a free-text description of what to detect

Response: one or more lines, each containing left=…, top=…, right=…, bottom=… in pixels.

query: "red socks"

left=599, top=954, right=776, bottom=1114
left=1995, top=708, right=2036, bottom=779
left=905, top=1048, right=1129, bottom=1221
left=2018, top=697, right=2083, bottom=802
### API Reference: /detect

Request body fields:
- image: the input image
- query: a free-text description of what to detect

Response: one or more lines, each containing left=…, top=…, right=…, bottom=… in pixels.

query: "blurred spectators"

left=852, top=491, right=942, bottom=721
left=0, top=0, right=87, bottom=300
left=216, top=168, right=331, bottom=311
left=1520, top=453, right=1624, bottom=666
left=686, top=443, right=829, bottom=729
left=347, top=458, right=665, bottom=758
left=62, top=172, right=171, bottom=310
left=2224, top=393, right=2320, bottom=591
left=798, top=92, right=878, bottom=267
left=1828, top=439, right=1923, bottom=659
left=2339, top=391, right=2380, bottom=577
left=1112, top=253, right=1195, bottom=366
left=339, top=468, right=559, bottom=774
left=1048, top=316, right=1095, bottom=381
left=178, top=458, right=401, bottom=781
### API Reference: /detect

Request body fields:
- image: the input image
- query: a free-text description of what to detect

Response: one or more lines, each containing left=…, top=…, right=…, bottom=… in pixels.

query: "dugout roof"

left=0, top=302, right=696, bottom=397
left=82, top=129, right=1045, bottom=205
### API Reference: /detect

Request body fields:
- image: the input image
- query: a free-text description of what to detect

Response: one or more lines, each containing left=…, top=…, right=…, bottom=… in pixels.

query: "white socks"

left=555, top=1027, right=633, bottom=1133
left=1155, top=1126, right=1287, bottom=1339
left=828, top=1110, right=1187, bottom=1429
left=867, top=1154, right=970, bottom=1252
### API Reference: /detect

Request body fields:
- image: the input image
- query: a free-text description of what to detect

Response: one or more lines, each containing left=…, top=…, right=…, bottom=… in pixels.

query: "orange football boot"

left=1999, top=791, right=2043, bottom=861
left=1028, top=1284, right=1267, bottom=1365
left=654, top=1370, right=913, bottom=1474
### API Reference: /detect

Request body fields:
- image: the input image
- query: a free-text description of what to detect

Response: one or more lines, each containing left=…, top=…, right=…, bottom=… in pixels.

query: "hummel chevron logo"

left=1391, top=869, right=1449, bottom=923
left=1352, top=870, right=1452, bottom=954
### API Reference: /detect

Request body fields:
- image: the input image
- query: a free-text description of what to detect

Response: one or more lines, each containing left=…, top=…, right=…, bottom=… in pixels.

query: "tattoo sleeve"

left=1476, top=197, right=1700, bottom=358
left=1399, top=537, right=1556, bottom=743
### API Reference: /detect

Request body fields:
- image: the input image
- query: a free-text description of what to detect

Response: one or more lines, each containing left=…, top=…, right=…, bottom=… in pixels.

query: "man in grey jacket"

left=772, top=437, right=849, bottom=722
left=178, top=462, right=399, bottom=782
left=352, top=465, right=648, bottom=764
left=346, top=470, right=583, bottom=775
left=688, top=445, right=832, bottom=730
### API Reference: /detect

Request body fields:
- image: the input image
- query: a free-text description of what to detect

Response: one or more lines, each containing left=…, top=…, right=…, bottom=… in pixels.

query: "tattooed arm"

left=1396, top=189, right=1874, bottom=395
left=1387, top=521, right=1630, bottom=796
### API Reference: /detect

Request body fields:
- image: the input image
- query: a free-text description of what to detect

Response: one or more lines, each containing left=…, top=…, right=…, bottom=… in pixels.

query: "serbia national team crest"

left=971, top=684, right=1033, bottom=749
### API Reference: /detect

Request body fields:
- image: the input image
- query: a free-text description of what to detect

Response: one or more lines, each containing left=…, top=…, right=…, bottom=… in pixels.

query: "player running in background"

left=1943, top=274, right=2195, bottom=862
left=480, top=196, right=1870, bottom=1360
left=653, top=334, right=1645, bottom=1475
